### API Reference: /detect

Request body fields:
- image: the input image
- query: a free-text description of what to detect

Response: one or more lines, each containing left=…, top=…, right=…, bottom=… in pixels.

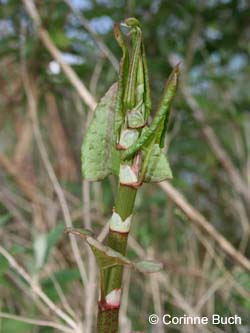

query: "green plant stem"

left=97, top=185, right=137, bottom=333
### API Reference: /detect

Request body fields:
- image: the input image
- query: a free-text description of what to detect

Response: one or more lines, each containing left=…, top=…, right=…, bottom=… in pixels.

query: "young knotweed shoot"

left=67, top=17, right=179, bottom=333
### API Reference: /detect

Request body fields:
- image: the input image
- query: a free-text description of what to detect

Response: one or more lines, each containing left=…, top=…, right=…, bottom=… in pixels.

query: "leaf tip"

left=168, top=63, right=180, bottom=87
left=124, top=17, right=141, bottom=28
left=175, top=62, right=181, bottom=74
left=135, top=260, right=163, bottom=273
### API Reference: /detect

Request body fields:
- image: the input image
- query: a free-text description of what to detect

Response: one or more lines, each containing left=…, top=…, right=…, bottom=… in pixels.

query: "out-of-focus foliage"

left=0, top=0, right=250, bottom=332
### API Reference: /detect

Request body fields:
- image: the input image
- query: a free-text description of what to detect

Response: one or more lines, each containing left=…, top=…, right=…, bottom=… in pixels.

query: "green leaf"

left=114, top=22, right=129, bottom=136
left=141, top=43, right=151, bottom=120
left=134, top=260, right=163, bottom=273
left=124, top=27, right=142, bottom=110
left=81, top=83, right=120, bottom=181
left=127, top=99, right=146, bottom=128
left=65, top=228, right=162, bottom=273
left=143, top=144, right=172, bottom=182
left=65, top=228, right=130, bottom=269
left=122, top=64, right=179, bottom=160
left=155, top=64, right=179, bottom=147
left=124, top=17, right=141, bottom=27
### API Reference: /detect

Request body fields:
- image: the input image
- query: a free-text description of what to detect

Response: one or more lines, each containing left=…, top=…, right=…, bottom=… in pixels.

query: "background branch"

left=22, top=0, right=97, bottom=111
left=160, top=181, right=250, bottom=271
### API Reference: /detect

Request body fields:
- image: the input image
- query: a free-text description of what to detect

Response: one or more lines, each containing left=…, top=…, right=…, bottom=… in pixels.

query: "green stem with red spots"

left=97, top=185, right=137, bottom=332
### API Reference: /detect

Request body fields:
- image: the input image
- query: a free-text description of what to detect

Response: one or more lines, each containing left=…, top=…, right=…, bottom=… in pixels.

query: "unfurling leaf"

left=81, top=18, right=179, bottom=185
left=122, top=64, right=179, bottom=161
left=65, top=228, right=162, bottom=273
left=113, top=23, right=129, bottom=137
left=155, top=64, right=180, bottom=147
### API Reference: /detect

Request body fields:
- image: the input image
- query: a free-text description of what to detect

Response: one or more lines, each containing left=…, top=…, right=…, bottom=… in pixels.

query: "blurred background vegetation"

left=0, top=0, right=250, bottom=332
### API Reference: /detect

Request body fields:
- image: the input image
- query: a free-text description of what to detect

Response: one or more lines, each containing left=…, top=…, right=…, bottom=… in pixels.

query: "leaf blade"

left=81, top=83, right=119, bottom=181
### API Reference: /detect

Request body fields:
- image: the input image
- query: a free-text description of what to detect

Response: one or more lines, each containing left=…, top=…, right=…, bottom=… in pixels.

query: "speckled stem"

left=97, top=185, right=137, bottom=333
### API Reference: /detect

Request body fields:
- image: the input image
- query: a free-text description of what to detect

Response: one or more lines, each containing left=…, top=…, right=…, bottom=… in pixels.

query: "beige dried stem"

left=82, top=180, right=97, bottom=333
left=0, top=245, right=79, bottom=331
left=64, top=0, right=119, bottom=72
left=22, top=0, right=96, bottom=111
left=0, top=312, right=74, bottom=333
left=174, top=7, right=250, bottom=205
left=46, top=93, right=78, bottom=181
left=181, top=84, right=250, bottom=204
left=21, top=58, right=88, bottom=287
left=160, top=181, right=250, bottom=272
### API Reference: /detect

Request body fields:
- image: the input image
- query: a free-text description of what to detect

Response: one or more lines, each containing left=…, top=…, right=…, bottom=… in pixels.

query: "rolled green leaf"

left=122, top=64, right=179, bottom=160
left=114, top=23, right=129, bottom=137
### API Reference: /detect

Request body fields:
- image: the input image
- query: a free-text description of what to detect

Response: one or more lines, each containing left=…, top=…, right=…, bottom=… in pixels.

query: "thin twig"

left=0, top=245, right=78, bottom=330
left=21, top=58, right=88, bottom=287
left=193, top=226, right=250, bottom=300
left=0, top=154, right=42, bottom=205
left=65, top=0, right=119, bottom=72
left=6, top=271, right=50, bottom=317
left=0, top=312, right=74, bottom=333
left=90, top=57, right=105, bottom=98
left=195, top=276, right=226, bottom=312
left=158, top=273, right=222, bottom=333
left=49, top=272, right=77, bottom=320
left=181, top=85, right=250, bottom=203
left=159, top=181, right=250, bottom=272
left=171, top=13, right=250, bottom=205
left=149, top=265, right=164, bottom=332
left=22, top=0, right=96, bottom=111
left=119, top=269, right=132, bottom=333
left=82, top=180, right=97, bottom=333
